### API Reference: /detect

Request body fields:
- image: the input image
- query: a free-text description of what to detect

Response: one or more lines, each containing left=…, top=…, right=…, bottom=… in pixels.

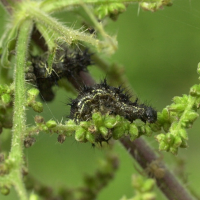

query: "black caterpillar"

left=26, top=47, right=93, bottom=101
left=69, top=79, right=157, bottom=124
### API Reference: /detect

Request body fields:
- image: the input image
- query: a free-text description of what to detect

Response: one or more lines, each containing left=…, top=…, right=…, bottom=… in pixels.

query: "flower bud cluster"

left=0, top=84, right=14, bottom=133
left=74, top=112, right=154, bottom=146
left=25, top=116, right=77, bottom=147
left=95, top=3, right=126, bottom=20
left=155, top=82, right=200, bottom=154
left=0, top=153, right=11, bottom=196
left=26, top=88, right=43, bottom=113
left=140, top=0, right=172, bottom=12
left=121, top=175, right=156, bottom=200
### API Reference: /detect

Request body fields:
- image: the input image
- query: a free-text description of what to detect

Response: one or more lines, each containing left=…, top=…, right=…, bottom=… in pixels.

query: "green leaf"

left=0, top=23, right=20, bottom=67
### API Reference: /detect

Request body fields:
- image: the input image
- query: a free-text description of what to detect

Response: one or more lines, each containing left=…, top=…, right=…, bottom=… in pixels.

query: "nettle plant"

left=0, top=0, right=199, bottom=200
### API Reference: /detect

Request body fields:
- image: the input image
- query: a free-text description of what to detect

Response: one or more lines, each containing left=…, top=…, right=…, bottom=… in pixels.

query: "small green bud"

left=129, top=124, right=138, bottom=141
left=86, top=131, right=95, bottom=143
left=139, top=125, right=146, bottom=134
left=194, top=97, right=200, bottom=108
left=173, top=96, right=185, bottom=104
left=181, top=120, right=193, bottom=129
left=184, top=111, right=199, bottom=122
left=0, top=186, right=10, bottom=195
left=163, top=122, right=171, bottom=132
left=0, top=84, right=8, bottom=95
left=180, top=139, right=188, bottom=148
left=95, top=3, right=126, bottom=20
left=108, top=3, right=126, bottom=13
left=166, top=133, right=174, bottom=145
left=26, top=97, right=32, bottom=106
left=141, top=179, right=155, bottom=192
left=142, top=193, right=156, bottom=200
left=104, top=115, right=117, bottom=128
left=179, top=129, right=188, bottom=140
left=41, top=124, right=48, bottom=131
left=32, top=102, right=43, bottom=113
left=150, top=122, right=161, bottom=132
left=162, top=108, right=169, bottom=118
left=95, top=5, right=108, bottom=20
left=29, top=193, right=39, bottom=200
left=99, top=126, right=108, bottom=136
left=144, top=125, right=152, bottom=137
left=112, top=126, right=125, bottom=139
left=46, top=120, right=57, bottom=128
left=159, top=108, right=169, bottom=123
left=65, top=119, right=76, bottom=126
left=159, top=141, right=169, bottom=151
left=108, top=3, right=126, bottom=20
left=170, top=147, right=178, bottom=155
left=80, top=121, right=89, bottom=129
left=155, top=133, right=165, bottom=142
left=75, top=127, right=86, bottom=142
left=1, top=94, right=11, bottom=104
left=27, top=88, right=39, bottom=97
left=190, top=84, right=200, bottom=96
left=92, top=112, right=103, bottom=126
left=173, top=136, right=182, bottom=148
left=168, top=104, right=185, bottom=112
left=132, top=175, right=143, bottom=188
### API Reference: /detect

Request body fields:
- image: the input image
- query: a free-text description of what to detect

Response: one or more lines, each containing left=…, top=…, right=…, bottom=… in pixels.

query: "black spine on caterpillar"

left=60, top=48, right=93, bottom=78
left=69, top=79, right=157, bottom=124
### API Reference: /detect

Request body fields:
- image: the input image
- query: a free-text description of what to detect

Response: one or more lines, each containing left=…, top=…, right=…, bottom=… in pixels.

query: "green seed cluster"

left=94, top=3, right=126, bottom=20
left=140, top=0, right=173, bottom=12
left=0, top=84, right=14, bottom=133
left=25, top=116, right=76, bottom=146
left=121, top=175, right=156, bottom=200
left=74, top=112, right=154, bottom=145
left=26, top=88, right=43, bottom=113
left=155, top=83, right=200, bottom=154
left=0, top=153, right=11, bottom=195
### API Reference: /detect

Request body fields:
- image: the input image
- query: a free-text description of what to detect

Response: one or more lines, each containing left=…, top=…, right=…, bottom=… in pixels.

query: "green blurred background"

left=1, top=0, right=200, bottom=199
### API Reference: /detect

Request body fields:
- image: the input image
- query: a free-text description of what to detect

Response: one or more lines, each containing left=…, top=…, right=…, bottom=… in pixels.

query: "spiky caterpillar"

left=26, top=48, right=93, bottom=101
left=69, top=79, right=157, bottom=124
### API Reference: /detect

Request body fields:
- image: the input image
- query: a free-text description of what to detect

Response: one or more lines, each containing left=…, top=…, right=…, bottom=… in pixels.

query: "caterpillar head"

left=143, top=107, right=157, bottom=123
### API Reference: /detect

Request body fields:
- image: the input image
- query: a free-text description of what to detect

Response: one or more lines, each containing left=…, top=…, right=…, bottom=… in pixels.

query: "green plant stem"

left=27, top=6, right=105, bottom=51
left=81, top=2, right=117, bottom=53
left=40, top=0, right=159, bottom=13
left=35, top=23, right=56, bottom=51
left=8, top=19, right=33, bottom=200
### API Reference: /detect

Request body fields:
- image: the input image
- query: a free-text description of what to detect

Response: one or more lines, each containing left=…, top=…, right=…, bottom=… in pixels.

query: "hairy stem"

left=8, top=19, right=33, bottom=200
left=27, top=6, right=106, bottom=51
